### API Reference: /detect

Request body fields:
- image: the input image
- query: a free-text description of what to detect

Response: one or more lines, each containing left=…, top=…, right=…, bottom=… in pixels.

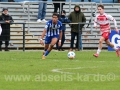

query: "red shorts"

left=102, top=32, right=110, bottom=41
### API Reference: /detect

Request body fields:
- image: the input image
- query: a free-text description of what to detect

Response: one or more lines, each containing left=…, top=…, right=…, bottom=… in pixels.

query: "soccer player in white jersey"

left=93, top=4, right=120, bottom=57
left=40, top=13, right=62, bottom=59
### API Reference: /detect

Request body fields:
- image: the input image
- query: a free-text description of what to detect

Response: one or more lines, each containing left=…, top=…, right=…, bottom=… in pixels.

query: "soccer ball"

left=67, top=51, right=75, bottom=59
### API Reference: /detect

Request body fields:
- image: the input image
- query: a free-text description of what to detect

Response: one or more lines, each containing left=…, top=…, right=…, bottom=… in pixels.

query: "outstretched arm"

left=40, top=29, right=46, bottom=46
left=108, top=14, right=119, bottom=33
left=112, top=19, right=119, bottom=33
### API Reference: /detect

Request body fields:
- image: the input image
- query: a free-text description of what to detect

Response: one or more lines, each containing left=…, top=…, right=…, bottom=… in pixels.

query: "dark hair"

left=52, top=13, right=59, bottom=18
left=97, top=4, right=104, bottom=9
left=2, top=7, right=8, bottom=11
left=61, top=10, right=66, bottom=14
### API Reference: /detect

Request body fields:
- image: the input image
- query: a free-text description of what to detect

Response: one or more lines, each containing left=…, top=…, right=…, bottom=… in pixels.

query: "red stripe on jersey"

left=96, top=14, right=111, bottom=33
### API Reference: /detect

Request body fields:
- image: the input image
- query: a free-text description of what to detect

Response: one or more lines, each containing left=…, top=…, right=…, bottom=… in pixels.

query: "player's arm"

left=40, top=23, right=48, bottom=45
left=58, top=30, right=62, bottom=46
left=58, top=23, right=62, bottom=46
left=113, top=19, right=119, bottom=33
left=40, top=29, right=47, bottom=46
left=41, top=29, right=47, bottom=40
left=108, top=14, right=119, bottom=33
left=59, top=30, right=62, bottom=41
left=59, top=22, right=62, bottom=41
left=94, top=15, right=98, bottom=29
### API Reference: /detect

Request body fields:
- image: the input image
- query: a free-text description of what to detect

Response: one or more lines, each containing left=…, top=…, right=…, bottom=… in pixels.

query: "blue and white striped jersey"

left=44, top=20, right=62, bottom=37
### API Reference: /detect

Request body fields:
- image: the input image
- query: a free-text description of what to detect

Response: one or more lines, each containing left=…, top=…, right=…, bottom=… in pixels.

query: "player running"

left=93, top=4, right=120, bottom=57
left=40, top=13, right=62, bottom=59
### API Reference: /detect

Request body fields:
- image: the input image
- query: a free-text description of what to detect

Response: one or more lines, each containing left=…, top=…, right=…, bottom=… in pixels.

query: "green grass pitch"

left=0, top=50, right=120, bottom=90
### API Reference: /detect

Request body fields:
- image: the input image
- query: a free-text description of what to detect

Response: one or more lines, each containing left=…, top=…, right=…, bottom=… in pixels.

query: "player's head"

left=2, top=7, right=8, bottom=15
left=97, top=4, right=104, bottom=15
left=52, top=13, right=59, bottom=24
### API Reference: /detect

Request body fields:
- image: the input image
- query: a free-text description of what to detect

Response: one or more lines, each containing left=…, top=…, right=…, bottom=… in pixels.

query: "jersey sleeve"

left=94, top=15, right=98, bottom=27
left=107, top=14, right=117, bottom=28
left=44, top=22, right=49, bottom=30
left=107, top=14, right=114, bottom=21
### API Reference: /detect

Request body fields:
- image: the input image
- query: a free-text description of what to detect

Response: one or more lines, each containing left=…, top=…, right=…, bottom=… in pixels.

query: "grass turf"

left=0, top=50, right=120, bottom=90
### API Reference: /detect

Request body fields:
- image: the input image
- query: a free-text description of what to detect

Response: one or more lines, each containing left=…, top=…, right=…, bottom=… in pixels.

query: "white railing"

left=21, top=1, right=97, bottom=33
left=0, top=1, right=97, bottom=33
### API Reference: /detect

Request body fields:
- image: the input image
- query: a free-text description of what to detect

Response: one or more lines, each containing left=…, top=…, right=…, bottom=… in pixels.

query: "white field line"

left=51, top=66, right=120, bottom=78
left=51, top=66, right=98, bottom=74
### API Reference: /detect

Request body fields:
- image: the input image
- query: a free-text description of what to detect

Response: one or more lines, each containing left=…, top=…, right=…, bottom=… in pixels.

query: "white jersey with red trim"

left=94, top=13, right=117, bottom=33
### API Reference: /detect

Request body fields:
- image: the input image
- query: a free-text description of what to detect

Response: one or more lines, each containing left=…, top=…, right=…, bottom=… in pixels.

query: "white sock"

left=97, top=49, right=101, bottom=54
left=113, top=46, right=117, bottom=50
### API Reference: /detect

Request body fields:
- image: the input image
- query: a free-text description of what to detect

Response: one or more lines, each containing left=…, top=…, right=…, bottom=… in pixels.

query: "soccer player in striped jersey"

left=93, top=4, right=120, bottom=57
left=40, top=13, right=62, bottom=59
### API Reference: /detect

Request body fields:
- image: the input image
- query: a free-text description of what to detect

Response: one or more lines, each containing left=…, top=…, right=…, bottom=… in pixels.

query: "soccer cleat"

left=116, top=48, right=120, bottom=57
left=42, top=55, right=46, bottom=59
left=93, top=53, right=99, bottom=57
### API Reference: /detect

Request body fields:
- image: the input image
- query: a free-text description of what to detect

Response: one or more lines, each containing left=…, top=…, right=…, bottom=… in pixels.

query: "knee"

left=99, top=40, right=103, bottom=44
left=106, top=42, right=110, bottom=46
left=50, top=44, right=54, bottom=48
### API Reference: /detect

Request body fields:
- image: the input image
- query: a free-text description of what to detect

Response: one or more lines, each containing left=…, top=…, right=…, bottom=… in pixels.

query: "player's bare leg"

left=44, top=44, right=49, bottom=53
left=105, top=40, right=120, bottom=57
left=93, top=37, right=105, bottom=57
left=43, top=44, right=49, bottom=55
left=42, top=44, right=49, bottom=59
left=116, top=48, right=120, bottom=57
left=105, top=39, right=114, bottom=48
left=42, top=38, right=58, bottom=59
